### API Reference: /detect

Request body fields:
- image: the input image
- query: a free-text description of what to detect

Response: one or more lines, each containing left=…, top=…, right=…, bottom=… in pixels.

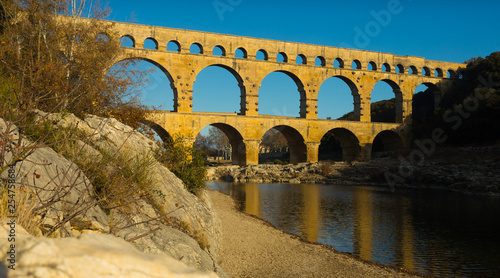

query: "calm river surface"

left=208, top=181, right=500, bottom=277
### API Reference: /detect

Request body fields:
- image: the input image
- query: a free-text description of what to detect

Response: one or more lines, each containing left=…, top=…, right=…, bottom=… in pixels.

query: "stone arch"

left=144, top=37, right=158, bottom=50
left=190, top=42, right=203, bottom=54
left=278, top=71, right=306, bottom=118
left=415, top=82, right=442, bottom=107
left=167, top=40, right=181, bottom=52
left=447, top=69, right=457, bottom=79
left=370, top=79, right=404, bottom=123
left=193, top=64, right=246, bottom=114
left=409, top=65, right=418, bottom=75
left=422, top=67, right=431, bottom=77
left=277, top=52, right=288, bottom=63
left=256, top=49, right=268, bottom=60
left=258, top=70, right=307, bottom=118
left=395, top=64, right=404, bottom=74
left=318, top=75, right=360, bottom=120
left=315, top=56, right=326, bottom=67
left=319, top=128, right=360, bottom=161
left=140, top=120, right=173, bottom=143
left=413, top=82, right=441, bottom=124
left=295, top=54, right=307, bottom=65
left=120, top=35, right=135, bottom=47
left=434, top=68, right=444, bottom=78
left=268, top=125, right=307, bottom=163
left=212, top=45, right=226, bottom=56
left=371, top=130, right=404, bottom=157
left=296, top=54, right=307, bottom=65
left=381, top=63, right=391, bottom=72
left=351, top=60, right=362, bottom=70
left=334, top=58, right=344, bottom=68
left=109, top=57, right=178, bottom=111
left=368, top=61, right=377, bottom=71
left=235, top=47, right=247, bottom=58
left=201, top=123, right=246, bottom=166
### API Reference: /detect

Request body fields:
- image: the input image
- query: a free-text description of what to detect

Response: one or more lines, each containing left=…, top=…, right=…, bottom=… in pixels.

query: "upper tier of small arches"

left=119, top=34, right=461, bottom=79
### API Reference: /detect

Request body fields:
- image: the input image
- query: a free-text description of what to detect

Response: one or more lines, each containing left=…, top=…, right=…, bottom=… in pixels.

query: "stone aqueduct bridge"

left=106, top=19, right=465, bottom=166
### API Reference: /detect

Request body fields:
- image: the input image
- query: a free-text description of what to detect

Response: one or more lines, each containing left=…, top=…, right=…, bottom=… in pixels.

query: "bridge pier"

left=359, top=95, right=371, bottom=122
left=174, top=82, right=194, bottom=113
left=242, top=139, right=260, bottom=166
left=306, top=142, right=320, bottom=163
left=402, top=99, right=413, bottom=124
left=357, top=143, right=372, bottom=161
left=395, top=89, right=404, bottom=123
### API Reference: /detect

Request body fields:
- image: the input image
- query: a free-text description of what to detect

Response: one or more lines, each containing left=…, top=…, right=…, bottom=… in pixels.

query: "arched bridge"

left=104, top=18, right=465, bottom=166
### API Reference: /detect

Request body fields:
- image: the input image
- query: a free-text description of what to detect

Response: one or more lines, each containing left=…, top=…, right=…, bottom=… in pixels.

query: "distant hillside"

left=414, top=52, right=500, bottom=145
left=338, top=98, right=396, bottom=123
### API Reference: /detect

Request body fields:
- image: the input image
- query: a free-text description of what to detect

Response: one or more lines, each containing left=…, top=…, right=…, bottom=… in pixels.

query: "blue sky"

left=105, top=0, right=499, bottom=119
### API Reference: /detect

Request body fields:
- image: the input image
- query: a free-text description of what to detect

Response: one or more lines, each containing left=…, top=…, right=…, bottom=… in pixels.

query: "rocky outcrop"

left=32, top=111, right=223, bottom=256
left=0, top=118, right=109, bottom=235
left=207, top=146, right=500, bottom=196
left=1, top=112, right=228, bottom=277
left=206, top=162, right=363, bottom=184
left=0, top=219, right=219, bottom=278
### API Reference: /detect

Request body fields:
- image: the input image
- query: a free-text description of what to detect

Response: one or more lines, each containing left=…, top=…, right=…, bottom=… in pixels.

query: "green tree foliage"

left=339, top=98, right=396, bottom=123
left=370, top=98, right=395, bottom=123
left=414, top=52, right=500, bottom=144
left=158, top=137, right=207, bottom=195
left=412, top=89, right=435, bottom=124
left=337, top=112, right=358, bottom=121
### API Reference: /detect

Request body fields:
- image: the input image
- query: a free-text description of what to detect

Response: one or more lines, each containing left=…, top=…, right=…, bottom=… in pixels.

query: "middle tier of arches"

left=116, top=49, right=452, bottom=123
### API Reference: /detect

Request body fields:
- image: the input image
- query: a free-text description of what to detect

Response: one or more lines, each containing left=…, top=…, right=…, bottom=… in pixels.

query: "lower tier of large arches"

left=146, top=111, right=410, bottom=166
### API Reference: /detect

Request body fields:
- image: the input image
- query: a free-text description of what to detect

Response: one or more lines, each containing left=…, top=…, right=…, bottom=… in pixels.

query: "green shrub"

left=157, top=137, right=207, bottom=195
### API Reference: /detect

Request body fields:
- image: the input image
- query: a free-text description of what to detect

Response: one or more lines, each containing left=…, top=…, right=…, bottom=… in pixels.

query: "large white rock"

left=2, top=112, right=226, bottom=276
left=28, top=111, right=224, bottom=272
left=41, top=112, right=222, bottom=256
left=0, top=219, right=219, bottom=278
left=0, top=118, right=109, bottom=234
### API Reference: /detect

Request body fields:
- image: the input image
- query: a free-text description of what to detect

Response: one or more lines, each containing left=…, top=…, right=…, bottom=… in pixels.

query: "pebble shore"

left=207, top=190, right=420, bottom=278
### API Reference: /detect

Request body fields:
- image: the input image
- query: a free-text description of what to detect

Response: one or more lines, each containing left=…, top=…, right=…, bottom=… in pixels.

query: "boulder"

left=108, top=199, right=228, bottom=277
left=30, top=111, right=223, bottom=260
left=0, top=219, right=219, bottom=278
left=0, top=118, right=109, bottom=235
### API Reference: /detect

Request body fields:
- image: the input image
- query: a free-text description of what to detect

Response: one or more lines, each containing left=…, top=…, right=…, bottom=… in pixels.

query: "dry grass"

left=319, top=161, right=335, bottom=176
left=193, top=229, right=210, bottom=250
left=0, top=187, right=41, bottom=236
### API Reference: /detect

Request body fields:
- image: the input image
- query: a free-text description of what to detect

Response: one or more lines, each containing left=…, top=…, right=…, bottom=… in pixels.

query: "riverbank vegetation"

left=413, top=52, right=500, bottom=144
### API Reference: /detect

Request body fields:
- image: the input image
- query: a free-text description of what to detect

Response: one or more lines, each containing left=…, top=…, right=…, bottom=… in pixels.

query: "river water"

left=208, top=181, right=500, bottom=277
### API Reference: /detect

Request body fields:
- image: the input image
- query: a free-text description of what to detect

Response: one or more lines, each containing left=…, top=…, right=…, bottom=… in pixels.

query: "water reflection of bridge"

left=239, top=183, right=417, bottom=271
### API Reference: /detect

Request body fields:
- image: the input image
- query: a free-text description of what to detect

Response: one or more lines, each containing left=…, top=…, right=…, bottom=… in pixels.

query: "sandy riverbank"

left=207, top=190, right=420, bottom=278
